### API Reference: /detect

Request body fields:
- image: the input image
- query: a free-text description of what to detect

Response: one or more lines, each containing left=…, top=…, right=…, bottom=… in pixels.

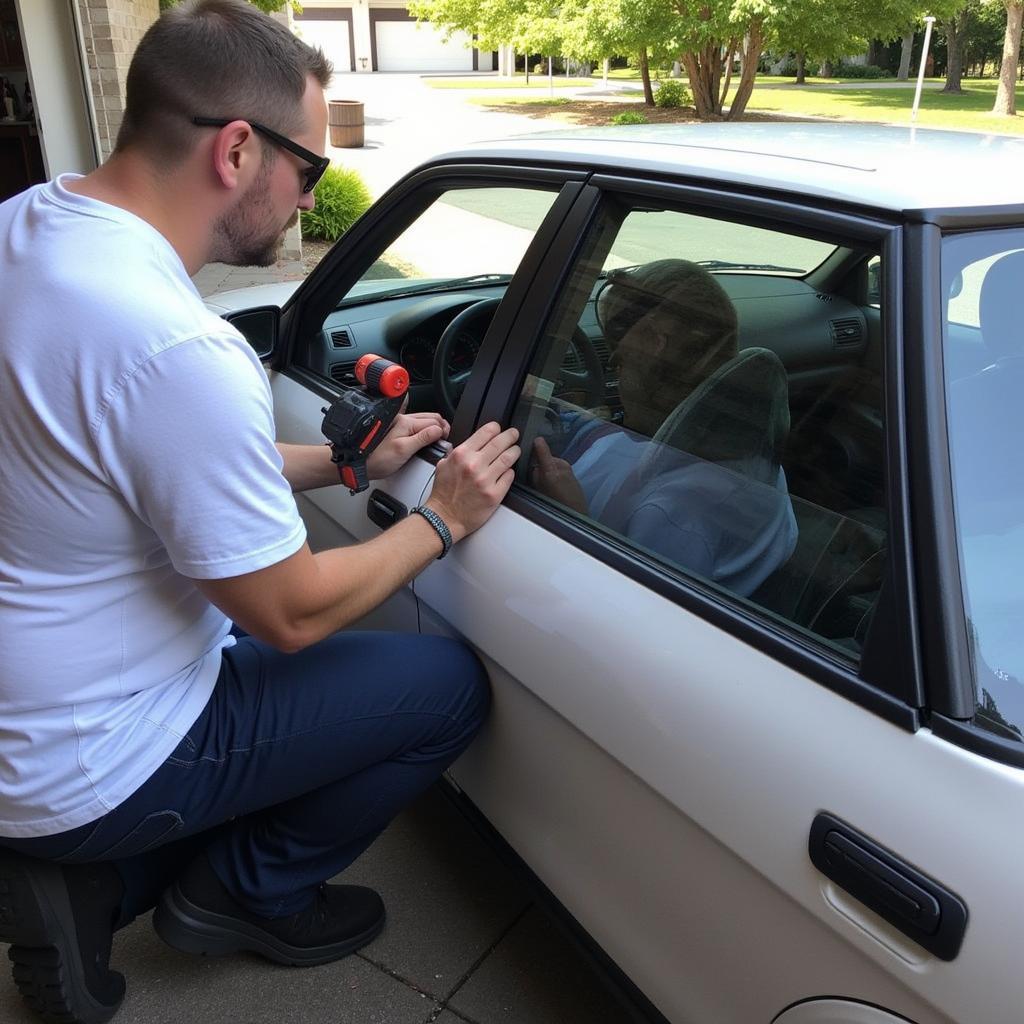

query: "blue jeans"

left=2, top=631, right=489, bottom=921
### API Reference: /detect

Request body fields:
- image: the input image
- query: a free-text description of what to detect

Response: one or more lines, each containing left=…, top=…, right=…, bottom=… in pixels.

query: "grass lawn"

left=593, top=69, right=881, bottom=87
left=426, top=75, right=594, bottom=89
left=744, top=78, right=1024, bottom=133
left=472, top=75, right=1023, bottom=135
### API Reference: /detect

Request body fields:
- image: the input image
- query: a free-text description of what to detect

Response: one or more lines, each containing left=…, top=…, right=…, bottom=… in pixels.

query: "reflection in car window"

left=943, top=231, right=1024, bottom=740
left=354, top=187, right=557, bottom=292
left=514, top=203, right=887, bottom=665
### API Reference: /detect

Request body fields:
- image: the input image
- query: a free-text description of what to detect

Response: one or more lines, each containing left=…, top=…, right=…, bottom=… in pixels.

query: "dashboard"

left=296, top=274, right=873, bottom=414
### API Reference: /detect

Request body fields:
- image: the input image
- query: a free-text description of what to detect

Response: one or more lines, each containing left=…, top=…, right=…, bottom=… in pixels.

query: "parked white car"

left=207, top=123, right=1024, bottom=1024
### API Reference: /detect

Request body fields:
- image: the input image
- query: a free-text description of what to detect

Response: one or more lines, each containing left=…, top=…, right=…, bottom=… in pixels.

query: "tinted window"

left=942, top=230, right=1024, bottom=740
left=513, top=201, right=886, bottom=664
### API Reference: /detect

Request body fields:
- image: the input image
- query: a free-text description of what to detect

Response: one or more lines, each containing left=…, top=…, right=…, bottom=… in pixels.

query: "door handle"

left=367, top=489, right=407, bottom=530
left=809, top=812, right=967, bottom=960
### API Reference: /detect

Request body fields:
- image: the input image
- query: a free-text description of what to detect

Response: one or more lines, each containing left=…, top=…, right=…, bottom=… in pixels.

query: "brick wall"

left=77, top=0, right=159, bottom=160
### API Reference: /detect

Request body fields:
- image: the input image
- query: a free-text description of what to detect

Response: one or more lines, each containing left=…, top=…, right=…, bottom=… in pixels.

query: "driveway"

left=323, top=73, right=571, bottom=197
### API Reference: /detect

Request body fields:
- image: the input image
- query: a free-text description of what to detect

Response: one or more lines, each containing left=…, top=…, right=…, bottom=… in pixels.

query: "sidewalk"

left=0, top=786, right=634, bottom=1024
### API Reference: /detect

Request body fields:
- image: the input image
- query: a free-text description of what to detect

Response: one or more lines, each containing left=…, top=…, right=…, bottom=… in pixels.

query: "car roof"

left=432, top=123, right=1024, bottom=217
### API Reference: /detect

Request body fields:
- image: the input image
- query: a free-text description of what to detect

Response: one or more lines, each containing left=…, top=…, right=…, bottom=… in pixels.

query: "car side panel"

left=270, top=371, right=432, bottom=633
left=414, top=505, right=1024, bottom=1024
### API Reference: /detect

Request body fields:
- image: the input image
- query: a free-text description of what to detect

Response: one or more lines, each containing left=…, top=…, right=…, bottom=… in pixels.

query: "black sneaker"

left=0, top=849, right=125, bottom=1024
left=152, top=853, right=385, bottom=967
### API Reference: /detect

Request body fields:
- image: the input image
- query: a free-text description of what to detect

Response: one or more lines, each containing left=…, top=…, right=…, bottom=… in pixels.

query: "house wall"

left=76, top=0, right=159, bottom=161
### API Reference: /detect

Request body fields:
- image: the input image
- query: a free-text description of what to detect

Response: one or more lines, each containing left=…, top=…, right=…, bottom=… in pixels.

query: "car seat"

left=637, top=346, right=790, bottom=481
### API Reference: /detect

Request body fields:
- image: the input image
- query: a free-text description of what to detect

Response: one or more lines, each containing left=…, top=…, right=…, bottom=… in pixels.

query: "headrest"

left=980, top=249, right=1024, bottom=362
left=639, top=347, right=789, bottom=481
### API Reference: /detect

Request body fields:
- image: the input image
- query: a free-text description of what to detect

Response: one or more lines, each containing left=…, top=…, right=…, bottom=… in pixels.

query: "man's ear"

left=210, top=120, right=258, bottom=191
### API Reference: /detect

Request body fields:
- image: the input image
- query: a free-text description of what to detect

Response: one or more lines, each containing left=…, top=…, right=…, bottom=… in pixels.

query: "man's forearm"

left=276, top=442, right=338, bottom=493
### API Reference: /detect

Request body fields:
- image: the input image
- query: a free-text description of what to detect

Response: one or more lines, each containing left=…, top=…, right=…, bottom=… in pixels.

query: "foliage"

left=610, top=109, right=649, bottom=123
left=834, top=61, right=891, bottom=77
left=654, top=78, right=692, bottom=106
left=300, top=166, right=372, bottom=242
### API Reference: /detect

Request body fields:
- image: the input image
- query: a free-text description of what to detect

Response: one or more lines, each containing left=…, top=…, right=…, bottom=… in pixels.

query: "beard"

left=210, top=159, right=298, bottom=268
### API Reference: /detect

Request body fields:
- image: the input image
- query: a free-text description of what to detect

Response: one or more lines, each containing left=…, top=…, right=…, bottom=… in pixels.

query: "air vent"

left=830, top=317, right=863, bottom=346
left=816, top=293, right=835, bottom=303
left=329, top=361, right=357, bottom=386
left=330, top=329, right=353, bottom=348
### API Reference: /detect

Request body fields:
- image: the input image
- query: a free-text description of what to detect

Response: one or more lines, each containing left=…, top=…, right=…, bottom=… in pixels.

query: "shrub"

left=610, top=110, right=648, bottom=125
left=300, top=165, right=372, bottom=242
left=835, top=62, right=890, bottom=79
left=654, top=79, right=691, bottom=108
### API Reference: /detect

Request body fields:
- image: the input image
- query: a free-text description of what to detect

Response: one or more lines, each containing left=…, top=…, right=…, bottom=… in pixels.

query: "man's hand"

left=367, top=410, right=450, bottom=480
left=529, top=437, right=589, bottom=514
left=424, top=422, right=521, bottom=543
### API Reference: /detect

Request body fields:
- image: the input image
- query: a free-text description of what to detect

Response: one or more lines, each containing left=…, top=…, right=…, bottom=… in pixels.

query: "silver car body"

left=211, top=124, right=1024, bottom=1024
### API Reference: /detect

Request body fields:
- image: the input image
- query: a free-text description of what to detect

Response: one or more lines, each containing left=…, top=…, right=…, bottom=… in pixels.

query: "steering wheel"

left=433, top=297, right=502, bottom=421
left=432, top=296, right=606, bottom=421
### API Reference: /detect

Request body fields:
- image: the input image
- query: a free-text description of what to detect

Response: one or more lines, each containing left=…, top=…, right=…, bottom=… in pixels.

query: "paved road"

left=323, top=73, right=580, bottom=197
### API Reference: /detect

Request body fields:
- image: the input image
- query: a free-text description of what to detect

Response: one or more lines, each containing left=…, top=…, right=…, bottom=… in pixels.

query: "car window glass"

left=294, top=186, right=558, bottom=408
left=942, top=231, right=1024, bottom=741
left=513, top=202, right=886, bottom=666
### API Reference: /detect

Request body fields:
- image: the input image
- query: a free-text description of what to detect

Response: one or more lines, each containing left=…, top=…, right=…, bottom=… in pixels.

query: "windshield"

left=602, top=210, right=836, bottom=276
left=942, top=228, right=1024, bottom=740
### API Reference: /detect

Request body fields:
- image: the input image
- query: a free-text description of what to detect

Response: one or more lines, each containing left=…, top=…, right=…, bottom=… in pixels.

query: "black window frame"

left=275, top=163, right=589, bottom=441
left=475, top=173, right=920, bottom=732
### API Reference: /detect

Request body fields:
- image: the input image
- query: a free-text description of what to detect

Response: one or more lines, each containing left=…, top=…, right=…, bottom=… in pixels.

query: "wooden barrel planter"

left=328, top=100, right=364, bottom=148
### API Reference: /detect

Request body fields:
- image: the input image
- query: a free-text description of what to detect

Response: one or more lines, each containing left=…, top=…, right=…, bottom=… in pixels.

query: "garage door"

left=375, top=21, right=474, bottom=72
left=295, top=17, right=353, bottom=74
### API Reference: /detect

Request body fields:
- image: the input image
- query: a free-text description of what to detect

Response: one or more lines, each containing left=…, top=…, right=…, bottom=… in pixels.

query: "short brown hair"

left=116, top=0, right=332, bottom=163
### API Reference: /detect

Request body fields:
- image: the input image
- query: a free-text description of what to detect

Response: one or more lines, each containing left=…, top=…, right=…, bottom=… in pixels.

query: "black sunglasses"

left=192, top=116, right=329, bottom=193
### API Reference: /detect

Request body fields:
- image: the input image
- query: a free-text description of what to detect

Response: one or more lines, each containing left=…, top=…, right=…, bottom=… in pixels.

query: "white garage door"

left=295, top=18, right=352, bottom=74
left=375, top=21, right=474, bottom=72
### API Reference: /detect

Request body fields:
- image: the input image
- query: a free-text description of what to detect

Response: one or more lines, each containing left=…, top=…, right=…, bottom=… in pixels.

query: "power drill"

left=321, top=354, right=410, bottom=494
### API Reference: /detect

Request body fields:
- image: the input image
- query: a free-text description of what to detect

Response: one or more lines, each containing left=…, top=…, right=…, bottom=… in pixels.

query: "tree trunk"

left=897, top=31, right=914, bottom=80
left=726, top=20, right=764, bottom=120
left=719, top=37, right=738, bottom=110
left=993, top=1, right=1023, bottom=114
left=639, top=48, right=655, bottom=106
left=683, top=43, right=724, bottom=118
left=820, top=60, right=834, bottom=77
left=867, top=39, right=882, bottom=66
left=795, top=50, right=806, bottom=84
left=943, top=10, right=969, bottom=92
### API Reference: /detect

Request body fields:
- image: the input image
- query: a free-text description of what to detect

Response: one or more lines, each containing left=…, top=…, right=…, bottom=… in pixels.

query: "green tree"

left=963, top=0, right=1009, bottom=73
left=992, top=0, right=1023, bottom=113
left=559, top=0, right=679, bottom=105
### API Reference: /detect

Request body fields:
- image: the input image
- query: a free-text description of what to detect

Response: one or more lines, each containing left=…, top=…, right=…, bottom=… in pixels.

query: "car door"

left=268, top=164, right=587, bottom=633
left=406, top=178, right=1024, bottom=1024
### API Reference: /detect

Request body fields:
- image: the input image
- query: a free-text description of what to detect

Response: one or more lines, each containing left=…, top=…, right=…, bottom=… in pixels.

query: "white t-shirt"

left=0, top=176, right=307, bottom=837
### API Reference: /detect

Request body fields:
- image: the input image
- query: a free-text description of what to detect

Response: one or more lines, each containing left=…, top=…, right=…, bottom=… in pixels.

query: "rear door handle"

left=809, top=812, right=967, bottom=960
left=367, top=489, right=406, bottom=530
